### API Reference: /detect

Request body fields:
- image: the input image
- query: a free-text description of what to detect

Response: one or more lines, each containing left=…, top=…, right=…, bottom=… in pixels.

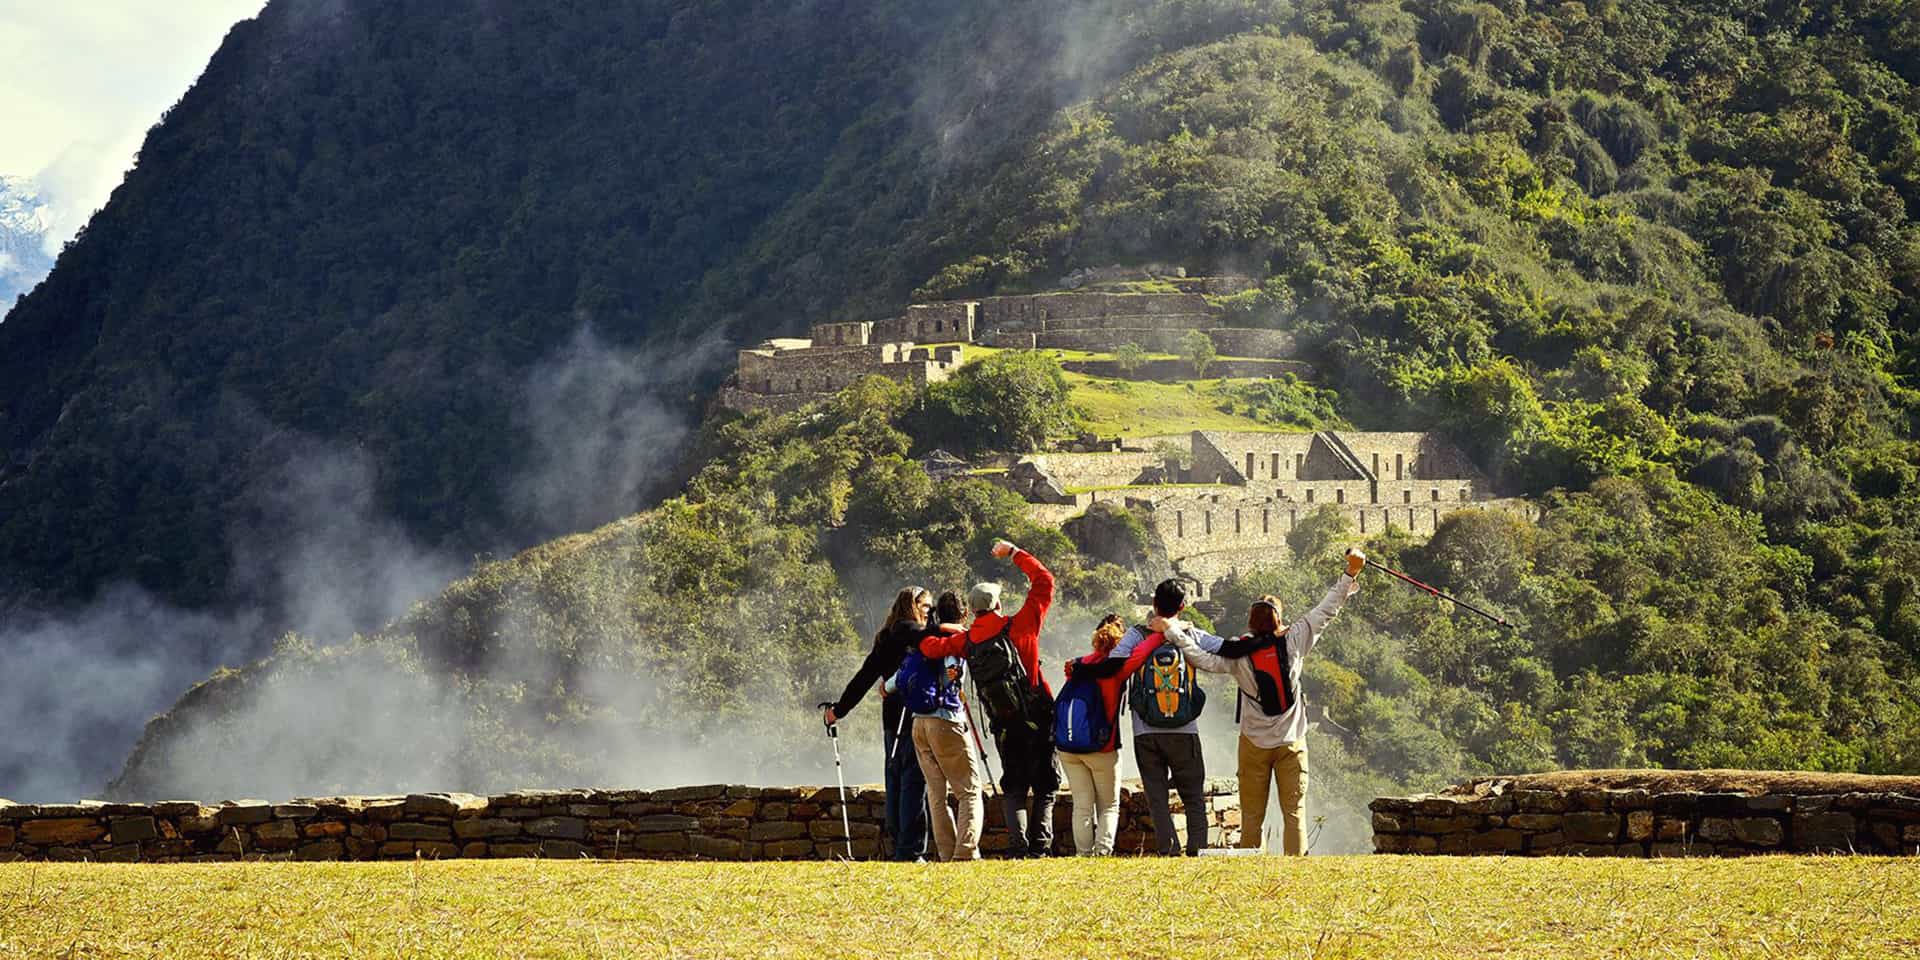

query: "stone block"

left=492, top=843, right=541, bottom=858
left=527, top=818, right=588, bottom=841
left=364, top=801, right=408, bottom=822
left=109, top=817, right=158, bottom=844
left=1469, top=829, right=1524, bottom=854
left=1793, top=813, right=1858, bottom=851
left=1745, top=795, right=1792, bottom=812
left=462, top=842, right=490, bottom=858
left=1372, top=812, right=1411, bottom=834
left=378, top=841, right=415, bottom=858
left=539, top=840, right=588, bottom=859
left=1373, top=834, right=1410, bottom=854
left=253, top=821, right=302, bottom=848
left=1436, top=833, right=1470, bottom=855
left=1368, top=797, right=1418, bottom=814
left=1604, top=789, right=1650, bottom=811
left=1507, top=814, right=1561, bottom=832
left=808, top=820, right=880, bottom=841
left=626, top=832, right=689, bottom=854
left=1563, top=843, right=1619, bottom=857
left=1568, top=790, right=1611, bottom=812
left=179, top=813, right=222, bottom=834
left=1649, top=842, right=1689, bottom=858
left=273, top=804, right=319, bottom=820
left=632, top=815, right=698, bottom=834
left=21, top=819, right=105, bottom=846
left=760, top=803, right=790, bottom=821
left=1417, top=797, right=1464, bottom=815
left=655, top=786, right=727, bottom=803
left=567, top=804, right=613, bottom=819
left=1697, top=818, right=1736, bottom=843
left=1625, top=811, right=1654, bottom=842
left=696, top=817, right=747, bottom=834
left=152, top=802, right=205, bottom=818
left=1796, top=796, right=1835, bottom=814
left=755, top=787, right=805, bottom=801
left=454, top=818, right=521, bottom=840
left=388, top=823, right=453, bottom=842
left=1516, top=791, right=1567, bottom=814
left=0, top=826, right=13, bottom=847
left=1732, top=818, right=1783, bottom=847
left=216, top=803, right=274, bottom=826
left=94, top=844, right=141, bottom=863
left=296, top=841, right=344, bottom=861
left=0, top=804, right=30, bottom=821
left=302, top=821, right=348, bottom=839
left=724, top=787, right=765, bottom=800
left=749, top=821, right=808, bottom=842
left=415, top=842, right=460, bottom=859
left=763, top=838, right=816, bottom=859
left=1655, top=818, right=1688, bottom=841
left=722, top=800, right=759, bottom=818
left=1529, top=831, right=1565, bottom=852
left=1408, top=835, right=1439, bottom=854
left=344, top=838, right=381, bottom=859
left=1906, top=824, right=1920, bottom=843
left=1563, top=812, right=1621, bottom=844
left=499, top=807, right=547, bottom=819
left=403, top=793, right=487, bottom=818
left=1651, top=793, right=1701, bottom=815
left=34, top=804, right=102, bottom=817
left=350, top=823, right=387, bottom=841
left=1414, top=816, right=1478, bottom=834
left=1867, top=822, right=1902, bottom=852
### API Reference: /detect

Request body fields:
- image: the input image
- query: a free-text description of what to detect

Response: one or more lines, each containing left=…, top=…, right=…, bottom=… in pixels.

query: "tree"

left=1182, top=330, right=1218, bottom=378
left=1114, top=341, right=1150, bottom=377
left=910, top=351, right=1076, bottom=455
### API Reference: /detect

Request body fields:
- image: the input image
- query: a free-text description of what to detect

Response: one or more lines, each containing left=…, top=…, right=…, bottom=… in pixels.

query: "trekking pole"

left=1364, top=559, right=1516, bottom=630
left=816, top=702, right=857, bottom=860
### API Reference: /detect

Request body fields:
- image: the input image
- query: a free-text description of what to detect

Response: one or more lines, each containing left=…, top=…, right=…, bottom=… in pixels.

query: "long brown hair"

left=877, top=586, right=931, bottom=643
left=1249, top=595, right=1283, bottom=635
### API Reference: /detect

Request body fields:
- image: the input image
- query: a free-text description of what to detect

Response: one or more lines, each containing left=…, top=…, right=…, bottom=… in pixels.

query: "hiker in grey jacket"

left=1153, top=549, right=1365, bottom=854
left=1109, top=577, right=1220, bottom=855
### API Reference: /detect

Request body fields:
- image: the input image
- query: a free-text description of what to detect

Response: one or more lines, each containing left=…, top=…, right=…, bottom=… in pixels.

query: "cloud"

left=0, top=1, right=267, bottom=256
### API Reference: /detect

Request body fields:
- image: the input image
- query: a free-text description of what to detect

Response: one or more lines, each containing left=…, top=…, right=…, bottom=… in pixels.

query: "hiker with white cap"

left=920, top=539, right=1061, bottom=857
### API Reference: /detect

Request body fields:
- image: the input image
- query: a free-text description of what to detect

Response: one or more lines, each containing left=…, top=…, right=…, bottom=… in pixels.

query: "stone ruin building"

left=1005, top=430, right=1535, bottom=598
left=716, top=279, right=1296, bottom=413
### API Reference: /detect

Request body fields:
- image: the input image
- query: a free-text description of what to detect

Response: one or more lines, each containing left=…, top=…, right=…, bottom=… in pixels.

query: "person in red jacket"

left=1058, top=615, right=1166, bottom=854
left=920, top=538, right=1060, bottom=856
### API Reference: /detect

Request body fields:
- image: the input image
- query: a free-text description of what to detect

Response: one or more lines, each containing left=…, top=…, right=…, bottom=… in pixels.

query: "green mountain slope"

left=10, top=0, right=1920, bottom=807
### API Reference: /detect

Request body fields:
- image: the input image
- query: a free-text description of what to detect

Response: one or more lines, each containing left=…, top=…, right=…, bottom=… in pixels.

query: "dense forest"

left=6, top=0, right=1919, bottom=821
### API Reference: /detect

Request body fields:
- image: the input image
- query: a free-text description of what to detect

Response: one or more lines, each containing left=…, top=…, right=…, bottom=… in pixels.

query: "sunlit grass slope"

left=3, top=857, right=1915, bottom=959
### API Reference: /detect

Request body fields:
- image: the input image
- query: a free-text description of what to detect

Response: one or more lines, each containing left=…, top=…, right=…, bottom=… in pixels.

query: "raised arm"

left=1078, top=632, right=1167, bottom=681
left=1008, top=546, right=1054, bottom=637
left=1290, top=573, right=1357, bottom=657
left=918, top=623, right=968, bottom=659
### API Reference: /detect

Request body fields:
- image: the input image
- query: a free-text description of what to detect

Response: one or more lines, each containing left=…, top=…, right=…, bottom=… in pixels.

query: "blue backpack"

left=1052, top=672, right=1113, bottom=754
left=896, top=648, right=961, bottom=716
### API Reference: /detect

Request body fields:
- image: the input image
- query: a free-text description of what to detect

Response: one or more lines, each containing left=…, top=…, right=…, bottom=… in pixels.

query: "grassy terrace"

left=2, top=858, right=1915, bottom=958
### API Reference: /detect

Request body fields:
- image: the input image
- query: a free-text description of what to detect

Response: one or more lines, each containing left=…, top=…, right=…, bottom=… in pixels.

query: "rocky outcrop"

left=0, top=781, right=1240, bottom=862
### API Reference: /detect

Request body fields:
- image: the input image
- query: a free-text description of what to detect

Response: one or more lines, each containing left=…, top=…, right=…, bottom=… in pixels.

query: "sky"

left=0, top=0, right=267, bottom=252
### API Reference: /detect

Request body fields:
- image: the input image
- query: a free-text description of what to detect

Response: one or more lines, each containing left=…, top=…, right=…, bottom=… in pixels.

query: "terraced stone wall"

left=1371, top=785, right=1920, bottom=857
left=0, top=782, right=1240, bottom=863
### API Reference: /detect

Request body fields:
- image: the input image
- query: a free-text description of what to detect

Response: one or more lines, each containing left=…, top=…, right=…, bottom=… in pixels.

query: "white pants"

left=1058, top=749, right=1120, bottom=856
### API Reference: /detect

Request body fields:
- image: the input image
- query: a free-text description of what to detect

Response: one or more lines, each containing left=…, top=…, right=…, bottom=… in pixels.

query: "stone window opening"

left=1372, top=453, right=1380, bottom=477
left=1246, top=453, right=1256, bottom=478
left=1336, top=489, right=1345, bottom=504
left=1460, top=489, right=1470, bottom=501
left=1204, top=511, right=1213, bottom=535
left=1432, top=489, right=1441, bottom=501
left=1306, top=489, right=1315, bottom=504
left=1271, top=453, right=1280, bottom=477
left=1176, top=512, right=1184, bottom=538
left=1234, top=510, right=1242, bottom=535
left=1296, top=453, right=1305, bottom=475
left=1262, top=509, right=1270, bottom=534
left=1396, top=453, right=1404, bottom=480
left=1403, top=490, right=1411, bottom=504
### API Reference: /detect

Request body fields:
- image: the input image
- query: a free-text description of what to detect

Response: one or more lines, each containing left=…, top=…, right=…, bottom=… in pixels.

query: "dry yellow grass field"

left=3, top=856, right=1918, bottom=959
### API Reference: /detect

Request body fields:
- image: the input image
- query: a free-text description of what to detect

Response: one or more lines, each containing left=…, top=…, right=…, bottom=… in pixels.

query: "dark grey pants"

left=1135, top=732, right=1207, bottom=855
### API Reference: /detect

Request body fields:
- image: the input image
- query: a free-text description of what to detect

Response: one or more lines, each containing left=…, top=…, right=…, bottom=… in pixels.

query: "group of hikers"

left=821, top=539, right=1367, bottom=860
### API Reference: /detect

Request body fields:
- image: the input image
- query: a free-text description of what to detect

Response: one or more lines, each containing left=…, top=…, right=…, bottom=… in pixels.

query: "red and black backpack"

left=1236, top=632, right=1297, bottom=720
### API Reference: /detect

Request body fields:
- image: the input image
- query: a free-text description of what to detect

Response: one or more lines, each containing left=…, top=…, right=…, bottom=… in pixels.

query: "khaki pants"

left=1238, top=736, right=1309, bottom=855
left=1057, top=749, right=1120, bottom=856
left=913, top=716, right=982, bottom=861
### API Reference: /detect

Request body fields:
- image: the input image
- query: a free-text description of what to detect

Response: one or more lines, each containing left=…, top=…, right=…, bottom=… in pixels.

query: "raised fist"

left=991, top=540, right=1016, bottom=559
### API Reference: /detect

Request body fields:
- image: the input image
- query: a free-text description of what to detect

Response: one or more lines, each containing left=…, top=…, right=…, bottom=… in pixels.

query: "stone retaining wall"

left=0, top=782, right=1240, bottom=863
left=1371, top=783, right=1920, bottom=857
